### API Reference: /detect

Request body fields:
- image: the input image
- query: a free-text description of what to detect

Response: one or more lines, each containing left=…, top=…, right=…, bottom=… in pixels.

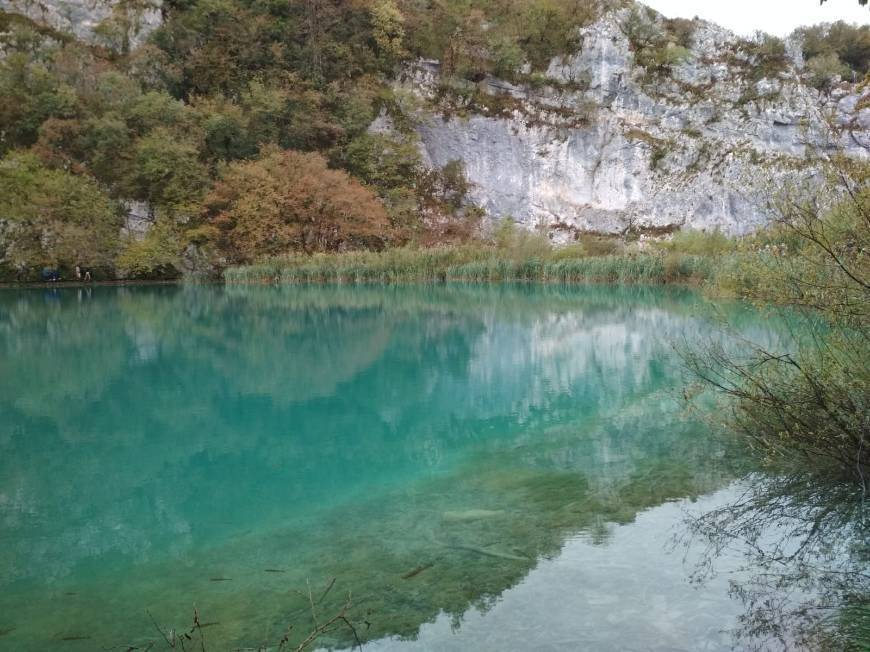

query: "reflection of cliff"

left=0, top=285, right=771, bottom=582
left=0, top=284, right=773, bottom=651
left=0, top=426, right=740, bottom=651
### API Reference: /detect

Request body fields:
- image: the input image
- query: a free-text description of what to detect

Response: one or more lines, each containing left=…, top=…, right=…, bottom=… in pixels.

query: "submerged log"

left=448, top=544, right=528, bottom=562
left=441, top=509, right=505, bottom=523
left=402, top=562, right=434, bottom=579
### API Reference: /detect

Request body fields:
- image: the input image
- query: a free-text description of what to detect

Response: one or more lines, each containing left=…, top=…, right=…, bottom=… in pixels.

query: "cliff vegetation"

left=0, top=0, right=868, bottom=280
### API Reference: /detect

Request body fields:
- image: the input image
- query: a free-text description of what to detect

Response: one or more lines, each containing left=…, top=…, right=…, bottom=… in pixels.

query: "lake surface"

left=0, top=284, right=777, bottom=651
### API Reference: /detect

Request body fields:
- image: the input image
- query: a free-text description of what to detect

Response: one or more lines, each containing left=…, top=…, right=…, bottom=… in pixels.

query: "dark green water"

left=0, top=284, right=776, bottom=651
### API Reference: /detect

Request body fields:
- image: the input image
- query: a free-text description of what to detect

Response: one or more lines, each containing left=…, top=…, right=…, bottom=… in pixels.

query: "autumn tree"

left=205, top=146, right=392, bottom=262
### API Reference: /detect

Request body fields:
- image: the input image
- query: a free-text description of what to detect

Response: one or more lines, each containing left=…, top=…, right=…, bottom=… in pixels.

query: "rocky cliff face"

left=383, top=9, right=869, bottom=237
left=0, top=0, right=161, bottom=48
left=2, top=0, right=867, bottom=239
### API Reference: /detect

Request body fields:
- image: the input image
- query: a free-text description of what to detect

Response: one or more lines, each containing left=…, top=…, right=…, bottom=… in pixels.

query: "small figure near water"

left=41, top=267, right=60, bottom=282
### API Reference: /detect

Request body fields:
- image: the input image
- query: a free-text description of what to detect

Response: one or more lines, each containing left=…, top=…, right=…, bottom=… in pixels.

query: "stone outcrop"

left=0, top=0, right=161, bottom=48
left=384, top=8, right=869, bottom=237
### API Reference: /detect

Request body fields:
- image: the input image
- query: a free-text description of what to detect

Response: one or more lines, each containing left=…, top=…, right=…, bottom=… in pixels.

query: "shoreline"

left=0, top=279, right=184, bottom=289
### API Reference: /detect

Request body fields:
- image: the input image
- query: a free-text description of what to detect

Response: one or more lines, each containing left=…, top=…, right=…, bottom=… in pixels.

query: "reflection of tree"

left=0, top=283, right=778, bottom=650
left=0, top=289, right=130, bottom=422
left=681, top=156, right=869, bottom=651
left=683, top=474, right=869, bottom=651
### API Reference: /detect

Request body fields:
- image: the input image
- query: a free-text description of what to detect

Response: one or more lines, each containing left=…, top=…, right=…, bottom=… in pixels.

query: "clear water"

left=0, top=284, right=775, bottom=651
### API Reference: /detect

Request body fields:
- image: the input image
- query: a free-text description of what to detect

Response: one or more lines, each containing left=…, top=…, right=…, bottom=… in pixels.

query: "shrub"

left=204, top=146, right=392, bottom=263
left=664, top=17, right=696, bottom=49
left=806, top=52, right=852, bottom=91
left=622, top=6, right=663, bottom=51
left=658, top=229, right=736, bottom=257
left=0, top=150, right=122, bottom=270
left=799, top=21, right=870, bottom=77
left=624, top=8, right=695, bottom=78
left=745, top=33, right=790, bottom=79
left=693, top=157, right=870, bottom=484
left=116, top=216, right=183, bottom=279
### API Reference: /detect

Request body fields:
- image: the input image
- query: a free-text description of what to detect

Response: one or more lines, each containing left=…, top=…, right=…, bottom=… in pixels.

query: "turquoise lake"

left=0, top=284, right=778, bottom=651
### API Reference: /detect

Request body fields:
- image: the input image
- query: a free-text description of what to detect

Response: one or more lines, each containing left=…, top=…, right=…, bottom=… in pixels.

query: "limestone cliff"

left=2, top=0, right=867, bottom=239
left=0, top=0, right=161, bottom=48
left=381, top=9, right=869, bottom=237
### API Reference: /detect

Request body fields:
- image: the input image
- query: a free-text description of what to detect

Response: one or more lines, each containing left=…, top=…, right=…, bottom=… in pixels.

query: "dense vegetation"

left=798, top=20, right=870, bottom=88
left=681, top=157, right=869, bottom=651
left=0, top=0, right=615, bottom=281
left=0, top=0, right=868, bottom=281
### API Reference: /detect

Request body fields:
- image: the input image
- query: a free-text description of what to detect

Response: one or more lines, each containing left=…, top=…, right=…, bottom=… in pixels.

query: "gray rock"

left=389, top=8, right=868, bottom=236
left=0, top=0, right=162, bottom=49
left=121, top=200, right=153, bottom=241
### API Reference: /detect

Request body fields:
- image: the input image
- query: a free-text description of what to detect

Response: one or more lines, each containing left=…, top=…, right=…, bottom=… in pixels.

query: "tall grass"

left=224, top=245, right=718, bottom=286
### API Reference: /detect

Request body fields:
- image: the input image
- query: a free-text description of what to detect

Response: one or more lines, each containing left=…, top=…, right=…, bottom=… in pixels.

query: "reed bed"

left=224, top=247, right=719, bottom=286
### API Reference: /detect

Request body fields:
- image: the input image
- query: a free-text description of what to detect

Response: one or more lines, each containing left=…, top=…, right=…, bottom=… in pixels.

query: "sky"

left=642, top=0, right=869, bottom=36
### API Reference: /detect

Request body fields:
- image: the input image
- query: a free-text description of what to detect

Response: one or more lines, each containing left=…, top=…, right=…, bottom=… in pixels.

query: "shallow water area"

left=0, top=283, right=778, bottom=650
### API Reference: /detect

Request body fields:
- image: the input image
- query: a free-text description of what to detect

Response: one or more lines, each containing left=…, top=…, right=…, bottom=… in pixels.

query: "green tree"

left=371, top=0, right=406, bottom=63
left=0, top=151, right=121, bottom=272
left=77, top=114, right=133, bottom=186
left=193, top=96, right=255, bottom=162
left=0, top=52, right=78, bottom=153
left=116, top=214, right=183, bottom=278
left=343, top=132, right=422, bottom=235
left=799, top=21, right=870, bottom=78
left=124, top=91, right=190, bottom=136
left=343, top=133, right=420, bottom=197
left=806, top=52, right=851, bottom=91
left=125, top=128, right=209, bottom=213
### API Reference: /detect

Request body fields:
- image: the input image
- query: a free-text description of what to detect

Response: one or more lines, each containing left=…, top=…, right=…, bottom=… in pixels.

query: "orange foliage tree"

left=204, top=146, right=392, bottom=262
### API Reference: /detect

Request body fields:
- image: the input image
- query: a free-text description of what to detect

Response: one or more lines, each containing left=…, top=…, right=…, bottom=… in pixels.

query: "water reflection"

left=682, top=473, right=869, bottom=651
left=0, top=284, right=777, bottom=650
left=365, top=488, right=751, bottom=652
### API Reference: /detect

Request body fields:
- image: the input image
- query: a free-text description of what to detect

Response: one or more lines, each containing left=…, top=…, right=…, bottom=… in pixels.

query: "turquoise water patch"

left=0, top=284, right=775, bottom=650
